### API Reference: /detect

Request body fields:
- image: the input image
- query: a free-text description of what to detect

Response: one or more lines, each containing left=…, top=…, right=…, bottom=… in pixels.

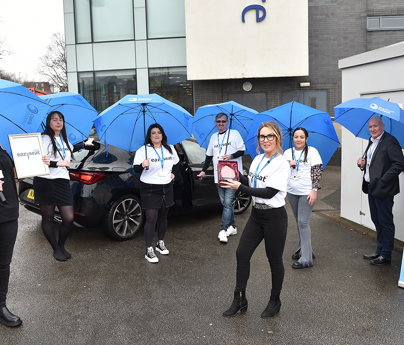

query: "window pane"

left=367, top=17, right=380, bottom=29
left=78, top=72, right=95, bottom=109
left=147, top=0, right=185, bottom=38
left=149, top=67, right=193, bottom=114
left=74, top=0, right=92, bottom=43
left=381, top=16, right=404, bottom=29
left=95, top=70, right=137, bottom=112
left=92, top=0, right=134, bottom=42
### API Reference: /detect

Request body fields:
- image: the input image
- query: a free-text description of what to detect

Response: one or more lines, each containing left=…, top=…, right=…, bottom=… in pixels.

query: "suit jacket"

left=361, top=132, right=404, bottom=199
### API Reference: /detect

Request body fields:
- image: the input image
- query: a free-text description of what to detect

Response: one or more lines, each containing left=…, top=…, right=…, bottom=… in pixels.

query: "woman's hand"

left=222, top=154, right=231, bottom=161
left=307, top=190, right=317, bottom=206
left=42, top=155, right=50, bottom=166
left=171, top=173, right=175, bottom=180
left=196, top=171, right=205, bottom=180
left=84, top=138, right=95, bottom=146
left=57, top=160, right=70, bottom=168
left=221, top=179, right=241, bottom=190
left=0, top=181, right=4, bottom=192
left=142, top=159, right=150, bottom=168
left=290, top=160, right=297, bottom=168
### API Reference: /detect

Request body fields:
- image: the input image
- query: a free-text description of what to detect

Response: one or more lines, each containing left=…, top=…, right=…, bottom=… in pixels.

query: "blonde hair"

left=256, top=121, right=283, bottom=154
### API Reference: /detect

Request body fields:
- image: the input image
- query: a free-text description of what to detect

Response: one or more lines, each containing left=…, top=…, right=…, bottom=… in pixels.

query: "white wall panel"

left=76, top=44, right=94, bottom=71
left=148, top=38, right=186, bottom=68
left=93, top=42, right=136, bottom=71
left=135, top=41, right=148, bottom=68
left=66, top=45, right=77, bottom=72
left=136, top=68, right=149, bottom=94
left=63, top=0, right=74, bottom=13
left=134, top=7, right=147, bottom=40
left=64, top=13, right=76, bottom=45
left=67, top=72, right=78, bottom=93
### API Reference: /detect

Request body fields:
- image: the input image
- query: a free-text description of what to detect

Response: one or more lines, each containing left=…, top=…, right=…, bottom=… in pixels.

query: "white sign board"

left=185, top=0, right=309, bottom=80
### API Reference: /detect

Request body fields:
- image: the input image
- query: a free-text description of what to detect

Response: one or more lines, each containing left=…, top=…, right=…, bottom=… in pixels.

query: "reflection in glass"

left=78, top=72, right=95, bottom=109
left=74, top=0, right=92, bottom=43
left=149, top=67, right=193, bottom=114
left=95, top=70, right=137, bottom=112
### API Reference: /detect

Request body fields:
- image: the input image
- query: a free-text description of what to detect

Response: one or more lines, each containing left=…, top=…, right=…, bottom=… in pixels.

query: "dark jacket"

left=361, top=132, right=404, bottom=199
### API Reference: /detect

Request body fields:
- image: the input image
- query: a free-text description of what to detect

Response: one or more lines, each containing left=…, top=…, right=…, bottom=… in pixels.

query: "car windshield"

left=181, top=140, right=206, bottom=165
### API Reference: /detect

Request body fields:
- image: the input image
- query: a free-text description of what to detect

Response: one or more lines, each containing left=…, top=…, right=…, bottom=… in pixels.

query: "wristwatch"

left=313, top=188, right=318, bottom=192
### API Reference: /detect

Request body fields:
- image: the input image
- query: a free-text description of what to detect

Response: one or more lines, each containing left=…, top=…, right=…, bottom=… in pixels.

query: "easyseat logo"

left=129, top=97, right=153, bottom=102
left=370, top=103, right=394, bottom=114
left=26, top=104, right=38, bottom=114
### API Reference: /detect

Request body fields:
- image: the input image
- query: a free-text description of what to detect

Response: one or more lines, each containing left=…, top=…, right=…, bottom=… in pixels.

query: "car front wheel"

left=233, top=189, right=251, bottom=214
left=102, top=195, right=144, bottom=240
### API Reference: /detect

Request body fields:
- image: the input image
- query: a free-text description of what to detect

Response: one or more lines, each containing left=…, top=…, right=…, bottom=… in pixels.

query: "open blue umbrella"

left=245, top=101, right=340, bottom=168
left=0, top=79, right=50, bottom=156
left=93, top=94, right=192, bottom=153
left=38, top=92, right=98, bottom=145
left=192, top=101, right=257, bottom=154
left=334, top=97, right=404, bottom=148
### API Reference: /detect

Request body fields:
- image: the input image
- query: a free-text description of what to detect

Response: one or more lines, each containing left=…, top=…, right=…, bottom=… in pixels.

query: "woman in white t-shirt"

left=284, top=127, right=323, bottom=269
left=133, top=124, right=179, bottom=264
left=33, top=111, right=96, bottom=262
left=221, top=121, right=290, bottom=319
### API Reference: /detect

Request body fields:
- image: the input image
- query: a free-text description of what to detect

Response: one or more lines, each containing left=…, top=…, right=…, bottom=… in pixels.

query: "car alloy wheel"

left=233, top=189, right=251, bottom=215
left=102, top=195, right=143, bottom=240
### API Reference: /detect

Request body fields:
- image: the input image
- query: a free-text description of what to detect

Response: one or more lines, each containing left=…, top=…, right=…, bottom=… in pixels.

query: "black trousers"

left=0, top=219, right=18, bottom=307
left=235, top=207, right=287, bottom=300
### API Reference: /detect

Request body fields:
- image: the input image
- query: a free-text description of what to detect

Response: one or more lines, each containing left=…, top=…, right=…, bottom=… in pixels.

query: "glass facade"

left=367, top=16, right=404, bottom=30
left=149, top=67, right=193, bottom=114
left=74, top=0, right=92, bottom=43
left=146, top=0, right=186, bottom=39
left=78, top=72, right=95, bottom=108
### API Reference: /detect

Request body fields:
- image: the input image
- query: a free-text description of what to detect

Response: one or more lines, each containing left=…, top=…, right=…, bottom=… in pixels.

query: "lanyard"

left=368, top=140, right=379, bottom=160
left=54, top=135, right=66, bottom=159
left=292, top=148, right=305, bottom=172
left=152, top=146, right=164, bottom=169
left=253, top=151, right=278, bottom=188
left=217, top=130, right=228, bottom=154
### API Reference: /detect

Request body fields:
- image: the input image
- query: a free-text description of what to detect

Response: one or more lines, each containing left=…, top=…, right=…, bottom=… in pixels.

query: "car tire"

left=101, top=194, right=144, bottom=241
left=233, top=189, right=251, bottom=214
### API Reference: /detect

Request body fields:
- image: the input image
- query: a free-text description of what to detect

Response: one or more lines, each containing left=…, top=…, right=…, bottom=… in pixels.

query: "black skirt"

left=140, top=181, right=174, bottom=209
left=33, top=177, right=73, bottom=206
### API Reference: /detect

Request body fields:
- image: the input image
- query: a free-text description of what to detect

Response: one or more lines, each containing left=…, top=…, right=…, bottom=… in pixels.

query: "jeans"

left=216, top=184, right=237, bottom=231
left=287, top=193, right=315, bottom=268
left=368, top=187, right=395, bottom=261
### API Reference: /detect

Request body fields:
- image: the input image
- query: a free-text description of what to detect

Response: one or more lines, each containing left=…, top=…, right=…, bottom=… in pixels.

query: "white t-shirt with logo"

left=283, top=146, right=322, bottom=195
left=133, top=144, right=179, bottom=185
left=248, top=153, right=290, bottom=208
left=39, top=135, right=73, bottom=180
left=206, top=129, right=245, bottom=183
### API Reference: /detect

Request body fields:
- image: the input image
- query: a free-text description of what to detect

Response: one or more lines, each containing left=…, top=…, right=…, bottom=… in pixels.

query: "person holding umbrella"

left=133, top=124, right=179, bottom=263
left=196, top=113, right=246, bottom=243
left=284, top=128, right=323, bottom=269
left=357, top=116, right=404, bottom=265
left=0, top=145, right=22, bottom=327
left=34, top=111, right=96, bottom=261
left=221, top=121, right=290, bottom=318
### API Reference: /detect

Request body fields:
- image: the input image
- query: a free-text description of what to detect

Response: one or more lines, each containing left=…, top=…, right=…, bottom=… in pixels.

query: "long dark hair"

left=145, top=123, right=173, bottom=154
left=293, top=127, right=309, bottom=162
left=42, top=111, right=74, bottom=159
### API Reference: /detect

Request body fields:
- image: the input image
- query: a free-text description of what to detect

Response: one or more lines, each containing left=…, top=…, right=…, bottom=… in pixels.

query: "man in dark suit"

left=357, top=116, right=404, bottom=265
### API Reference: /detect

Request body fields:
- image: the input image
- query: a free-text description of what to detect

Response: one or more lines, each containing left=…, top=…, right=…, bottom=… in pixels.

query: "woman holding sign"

left=33, top=111, right=95, bottom=262
left=0, top=145, right=22, bottom=327
left=283, top=127, right=323, bottom=269
left=221, top=121, right=290, bottom=318
left=133, top=124, right=179, bottom=264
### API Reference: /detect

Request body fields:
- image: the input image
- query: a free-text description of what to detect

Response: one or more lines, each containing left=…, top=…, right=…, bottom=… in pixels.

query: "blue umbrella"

left=245, top=101, right=340, bottom=168
left=334, top=97, right=404, bottom=148
left=93, top=94, right=193, bottom=153
left=0, top=79, right=50, bottom=156
left=192, top=101, right=257, bottom=154
left=38, top=92, right=98, bottom=145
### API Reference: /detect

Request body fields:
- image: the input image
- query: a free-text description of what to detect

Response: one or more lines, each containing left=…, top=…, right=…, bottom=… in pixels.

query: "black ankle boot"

left=222, top=291, right=248, bottom=317
left=0, top=306, right=22, bottom=327
left=261, top=299, right=281, bottom=318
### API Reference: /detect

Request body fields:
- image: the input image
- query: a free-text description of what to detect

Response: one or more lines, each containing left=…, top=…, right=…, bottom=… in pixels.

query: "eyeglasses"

left=258, top=134, right=275, bottom=142
left=215, top=120, right=227, bottom=124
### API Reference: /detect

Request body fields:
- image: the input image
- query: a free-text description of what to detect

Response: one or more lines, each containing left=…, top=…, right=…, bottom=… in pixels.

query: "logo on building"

left=242, top=0, right=266, bottom=23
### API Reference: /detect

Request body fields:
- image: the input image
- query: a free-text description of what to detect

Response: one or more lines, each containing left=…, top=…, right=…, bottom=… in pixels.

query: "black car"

left=18, top=139, right=251, bottom=241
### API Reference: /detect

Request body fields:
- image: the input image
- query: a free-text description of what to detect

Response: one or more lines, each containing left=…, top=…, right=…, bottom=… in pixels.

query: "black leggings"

left=0, top=219, right=18, bottom=307
left=144, top=202, right=169, bottom=248
left=235, top=207, right=287, bottom=301
left=40, top=205, right=74, bottom=256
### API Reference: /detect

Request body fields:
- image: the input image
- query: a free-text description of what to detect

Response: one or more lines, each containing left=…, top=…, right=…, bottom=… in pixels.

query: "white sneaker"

left=218, top=230, right=228, bottom=243
left=155, top=240, right=169, bottom=255
left=226, top=225, right=237, bottom=236
left=145, top=247, right=159, bottom=263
